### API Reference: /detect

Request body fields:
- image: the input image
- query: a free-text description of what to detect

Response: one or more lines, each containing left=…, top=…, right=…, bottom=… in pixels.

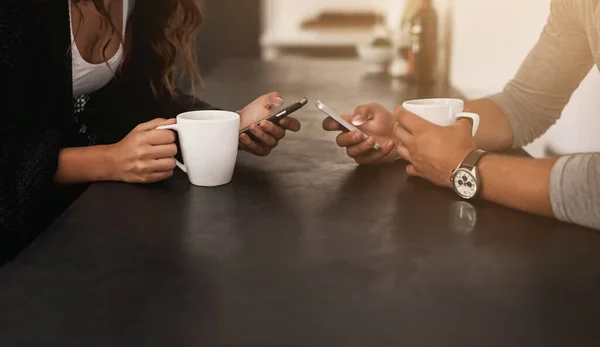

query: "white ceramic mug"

left=157, top=110, right=240, bottom=187
left=401, top=98, right=480, bottom=137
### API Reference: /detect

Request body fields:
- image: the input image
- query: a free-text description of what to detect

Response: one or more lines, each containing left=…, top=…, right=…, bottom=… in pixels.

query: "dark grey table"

left=1, top=59, right=599, bottom=347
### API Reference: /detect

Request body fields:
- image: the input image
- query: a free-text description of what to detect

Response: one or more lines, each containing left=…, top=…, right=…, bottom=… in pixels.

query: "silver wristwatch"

left=450, top=149, right=487, bottom=200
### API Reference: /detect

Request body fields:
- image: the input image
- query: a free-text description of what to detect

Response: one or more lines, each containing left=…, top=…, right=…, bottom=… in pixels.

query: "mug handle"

left=456, top=112, right=480, bottom=137
left=156, top=124, right=187, bottom=173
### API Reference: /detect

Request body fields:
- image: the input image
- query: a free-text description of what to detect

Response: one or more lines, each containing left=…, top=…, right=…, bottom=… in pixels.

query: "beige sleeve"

left=487, top=0, right=594, bottom=148
left=551, top=154, right=600, bottom=230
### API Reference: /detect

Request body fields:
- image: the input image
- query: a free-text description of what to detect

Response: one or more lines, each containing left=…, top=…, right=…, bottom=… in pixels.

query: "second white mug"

left=402, top=98, right=480, bottom=137
left=157, top=110, right=240, bottom=187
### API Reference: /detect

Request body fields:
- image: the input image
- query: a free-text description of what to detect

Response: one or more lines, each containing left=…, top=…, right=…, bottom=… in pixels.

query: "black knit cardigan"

left=0, top=0, right=216, bottom=263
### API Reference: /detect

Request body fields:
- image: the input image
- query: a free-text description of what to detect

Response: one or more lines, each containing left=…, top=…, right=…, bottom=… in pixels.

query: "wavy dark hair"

left=72, top=0, right=204, bottom=96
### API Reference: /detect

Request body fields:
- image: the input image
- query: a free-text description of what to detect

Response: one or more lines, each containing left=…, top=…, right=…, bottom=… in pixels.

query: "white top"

left=69, top=0, right=135, bottom=97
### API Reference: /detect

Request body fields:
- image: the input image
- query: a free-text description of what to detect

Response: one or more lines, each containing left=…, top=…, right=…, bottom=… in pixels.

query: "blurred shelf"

left=260, top=29, right=375, bottom=60
left=300, top=11, right=384, bottom=30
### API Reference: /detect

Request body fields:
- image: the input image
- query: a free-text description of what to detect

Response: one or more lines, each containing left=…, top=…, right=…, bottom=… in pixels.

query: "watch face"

left=452, top=169, right=478, bottom=199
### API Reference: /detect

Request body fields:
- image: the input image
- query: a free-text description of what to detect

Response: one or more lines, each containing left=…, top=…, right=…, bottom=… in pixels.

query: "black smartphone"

left=239, top=97, right=308, bottom=141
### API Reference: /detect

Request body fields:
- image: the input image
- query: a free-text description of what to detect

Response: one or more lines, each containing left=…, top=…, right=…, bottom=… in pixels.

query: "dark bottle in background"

left=407, top=0, right=438, bottom=84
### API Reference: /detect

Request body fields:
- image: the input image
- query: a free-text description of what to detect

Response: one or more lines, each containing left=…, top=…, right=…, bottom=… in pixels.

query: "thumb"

left=261, top=92, right=284, bottom=108
left=136, top=117, right=177, bottom=131
left=352, top=106, right=376, bottom=126
left=341, top=114, right=357, bottom=125
left=352, top=114, right=369, bottom=127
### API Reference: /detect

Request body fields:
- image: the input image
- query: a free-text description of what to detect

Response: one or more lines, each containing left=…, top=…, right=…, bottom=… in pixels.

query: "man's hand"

left=394, top=106, right=477, bottom=187
left=322, top=103, right=398, bottom=165
left=238, top=92, right=301, bottom=156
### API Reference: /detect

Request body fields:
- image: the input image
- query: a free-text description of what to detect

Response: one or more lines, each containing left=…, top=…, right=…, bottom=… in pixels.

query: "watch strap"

left=462, top=149, right=487, bottom=170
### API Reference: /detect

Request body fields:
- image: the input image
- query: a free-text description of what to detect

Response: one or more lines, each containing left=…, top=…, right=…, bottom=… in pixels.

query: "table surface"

left=1, top=58, right=599, bottom=347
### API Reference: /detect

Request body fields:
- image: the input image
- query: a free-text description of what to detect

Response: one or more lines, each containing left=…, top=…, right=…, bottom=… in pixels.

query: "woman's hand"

left=238, top=92, right=301, bottom=156
left=108, top=118, right=179, bottom=183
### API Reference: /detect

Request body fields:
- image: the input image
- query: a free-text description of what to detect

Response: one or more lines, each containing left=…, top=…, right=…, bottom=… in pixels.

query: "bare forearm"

left=478, top=154, right=558, bottom=217
left=54, top=145, right=115, bottom=185
left=464, top=98, right=514, bottom=151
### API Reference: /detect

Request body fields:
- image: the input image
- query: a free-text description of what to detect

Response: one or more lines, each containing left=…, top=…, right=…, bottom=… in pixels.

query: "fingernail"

left=275, top=97, right=284, bottom=106
left=384, top=140, right=394, bottom=149
left=353, top=131, right=364, bottom=141
left=352, top=115, right=366, bottom=126
left=365, top=137, right=375, bottom=146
